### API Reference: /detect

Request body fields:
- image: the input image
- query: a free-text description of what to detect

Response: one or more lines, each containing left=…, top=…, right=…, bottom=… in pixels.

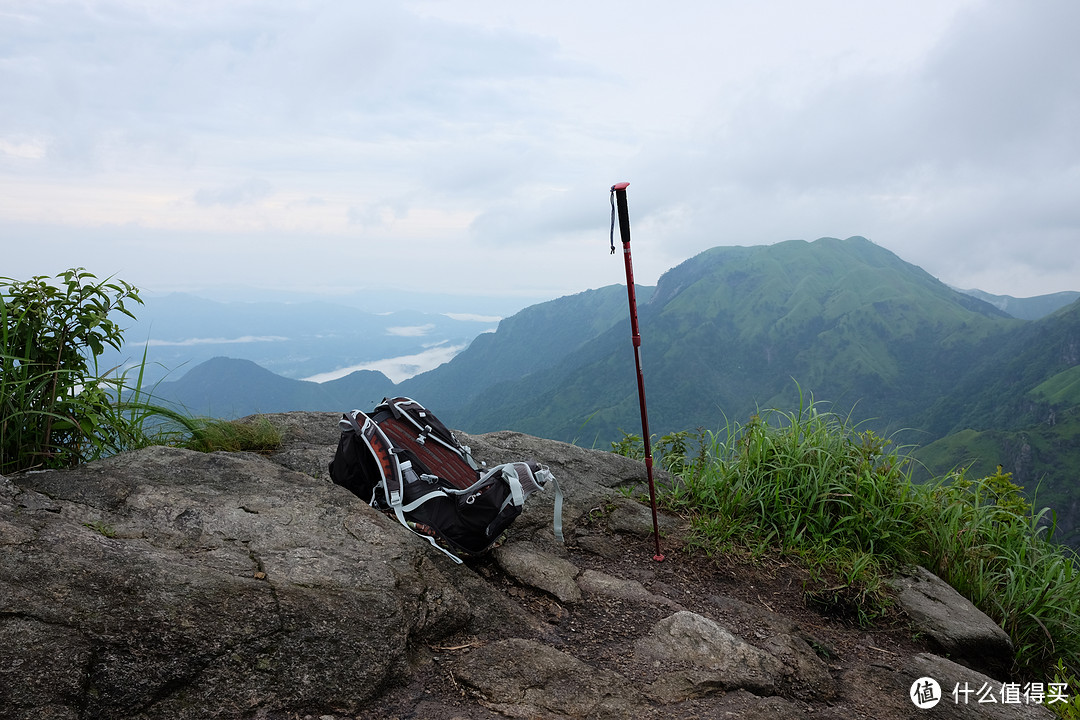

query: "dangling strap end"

left=609, top=189, right=617, bottom=254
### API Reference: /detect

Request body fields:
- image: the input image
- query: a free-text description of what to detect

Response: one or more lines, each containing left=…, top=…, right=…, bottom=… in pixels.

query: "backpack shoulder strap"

left=351, top=408, right=465, bottom=564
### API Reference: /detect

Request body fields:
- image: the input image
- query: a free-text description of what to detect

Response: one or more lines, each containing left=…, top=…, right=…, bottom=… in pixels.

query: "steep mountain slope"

left=397, top=284, right=649, bottom=411
left=450, top=237, right=1020, bottom=444
left=914, top=299, right=1080, bottom=542
left=922, top=298, right=1080, bottom=434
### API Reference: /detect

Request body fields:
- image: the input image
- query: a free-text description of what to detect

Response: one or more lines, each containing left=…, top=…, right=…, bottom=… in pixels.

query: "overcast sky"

left=2, top=0, right=1078, bottom=310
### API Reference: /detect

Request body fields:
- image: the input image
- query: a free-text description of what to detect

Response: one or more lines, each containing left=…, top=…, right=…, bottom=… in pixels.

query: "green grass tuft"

left=180, top=417, right=283, bottom=454
left=615, top=394, right=1080, bottom=682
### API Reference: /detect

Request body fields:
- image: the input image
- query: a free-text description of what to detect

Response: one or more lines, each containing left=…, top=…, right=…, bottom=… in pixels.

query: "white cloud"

left=302, top=342, right=466, bottom=384
left=193, top=178, right=274, bottom=207
left=444, top=312, right=502, bottom=323
left=386, top=324, right=434, bottom=337
left=146, top=335, right=288, bottom=347
left=0, top=137, right=47, bottom=159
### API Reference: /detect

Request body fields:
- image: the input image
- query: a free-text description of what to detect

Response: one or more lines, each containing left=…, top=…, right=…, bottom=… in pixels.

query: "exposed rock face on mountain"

left=1, top=413, right=1053, bottom=719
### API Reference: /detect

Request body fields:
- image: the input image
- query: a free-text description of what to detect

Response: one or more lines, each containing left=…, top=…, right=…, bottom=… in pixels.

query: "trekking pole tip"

left=653, top=554, right=665, bottom=562
left=611, top=182, right=630, bottom=191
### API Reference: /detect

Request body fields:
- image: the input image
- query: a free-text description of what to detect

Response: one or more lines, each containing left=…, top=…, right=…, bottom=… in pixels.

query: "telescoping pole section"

left=610, top=182, right=664, bottom=562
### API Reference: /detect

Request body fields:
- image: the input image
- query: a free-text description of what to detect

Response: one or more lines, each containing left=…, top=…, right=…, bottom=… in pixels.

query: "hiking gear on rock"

left=329, top=396, right=563, bottom=563
left=611, top=182, right=664, bottom=561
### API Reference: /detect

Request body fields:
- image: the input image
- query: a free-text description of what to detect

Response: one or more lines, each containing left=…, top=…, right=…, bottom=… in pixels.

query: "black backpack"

left=328, top=396, right=563, bottom=562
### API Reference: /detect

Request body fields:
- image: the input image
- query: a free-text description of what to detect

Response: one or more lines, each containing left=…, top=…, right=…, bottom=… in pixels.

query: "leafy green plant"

left=655, top=428, right=711, bottom=478
left=2, top=269, right=138, bottom=472
left=1, top=268, right=196, bottom=472
left=611, top=427, right=710, bottom=477
left=610, top=430, right=644, bottom=461
left=1050, top=659, right=1080, bottom=719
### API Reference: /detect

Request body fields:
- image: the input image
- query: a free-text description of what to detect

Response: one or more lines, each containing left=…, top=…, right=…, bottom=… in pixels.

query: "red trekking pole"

left=610, top=182, right=664, bottom=562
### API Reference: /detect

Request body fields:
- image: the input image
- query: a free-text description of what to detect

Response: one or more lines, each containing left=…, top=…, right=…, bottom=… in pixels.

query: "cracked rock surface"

left=1, top=441, right=518, bottom=719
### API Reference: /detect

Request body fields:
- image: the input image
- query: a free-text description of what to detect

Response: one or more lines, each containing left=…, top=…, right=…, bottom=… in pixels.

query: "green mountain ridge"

left=396, top=284, right=651, bottom=411
left=912, top=295, right=1080, bottom=542
left=959, top=287, right=1080, bottom=320
left=448, top=237, right=1022, bottom=443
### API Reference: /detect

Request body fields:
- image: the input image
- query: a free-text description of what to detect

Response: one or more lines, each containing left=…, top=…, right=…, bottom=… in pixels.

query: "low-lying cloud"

left=386, top=324, right=435, bottom=337
left=147, top=335, right=288, bottom=347
left=302, top=342, right=466, bottom=384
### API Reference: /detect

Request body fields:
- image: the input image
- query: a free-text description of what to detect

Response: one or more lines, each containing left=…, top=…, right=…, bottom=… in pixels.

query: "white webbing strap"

left=400, top=489, right=449, bottom=513
left=536, top=467, right=564, bottom=542
left=447, top=471, right=499, bottom=496
left=500, top=464, right=525, bottom=510
left=485, top=462, right=565, bottom=543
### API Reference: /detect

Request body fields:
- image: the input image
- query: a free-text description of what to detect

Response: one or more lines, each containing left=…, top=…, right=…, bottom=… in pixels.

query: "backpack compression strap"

left=483, top=462, right=565, bottom=543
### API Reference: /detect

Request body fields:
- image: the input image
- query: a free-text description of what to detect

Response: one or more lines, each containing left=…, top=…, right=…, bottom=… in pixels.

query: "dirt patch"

left=361, top=530, right=934, bottom=720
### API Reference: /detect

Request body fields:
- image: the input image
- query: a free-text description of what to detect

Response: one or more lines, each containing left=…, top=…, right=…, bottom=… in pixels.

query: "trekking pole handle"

left=611, top=183, right=632, bottom=248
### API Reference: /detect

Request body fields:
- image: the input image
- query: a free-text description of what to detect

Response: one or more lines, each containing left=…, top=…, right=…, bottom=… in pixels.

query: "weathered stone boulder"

left=1, top=444, right=516, bottom=719
left=576, top=568, right=678, bottom=609
left=840, top=652, right=1054, bottom=719
left=493, top=541, right=582, bottom=604
left=888, top=565, right=1014, bottom=675
left=454, top=638, right=642, bottom=719
left=634, top=610, right=787, bottom=700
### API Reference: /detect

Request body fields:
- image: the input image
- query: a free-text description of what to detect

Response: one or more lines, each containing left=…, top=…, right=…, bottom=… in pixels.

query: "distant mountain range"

left=143, top=237, right=1080, bottom=544
left=101, top=292, right=501, bottom=386
left=956, top=288, right=1080, bottom=320
left=150, top=356, right=391, bottom=418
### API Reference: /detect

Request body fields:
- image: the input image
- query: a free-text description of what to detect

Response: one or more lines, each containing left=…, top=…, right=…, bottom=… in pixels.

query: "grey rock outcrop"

left=455, top=638, right=642, bottom=720
left=635, top=610, right=788, bottom=698
left=888, top=565, right=1015, bottom=675
left=576, top=568, right=677, bottom=608
left=841, top=652, right=1055, bottom=719
left=1, top=439, right=524, bottom=719
left=1, top=413, right=1052, bottom=720
left=492, top=541, right=582, bottom=604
